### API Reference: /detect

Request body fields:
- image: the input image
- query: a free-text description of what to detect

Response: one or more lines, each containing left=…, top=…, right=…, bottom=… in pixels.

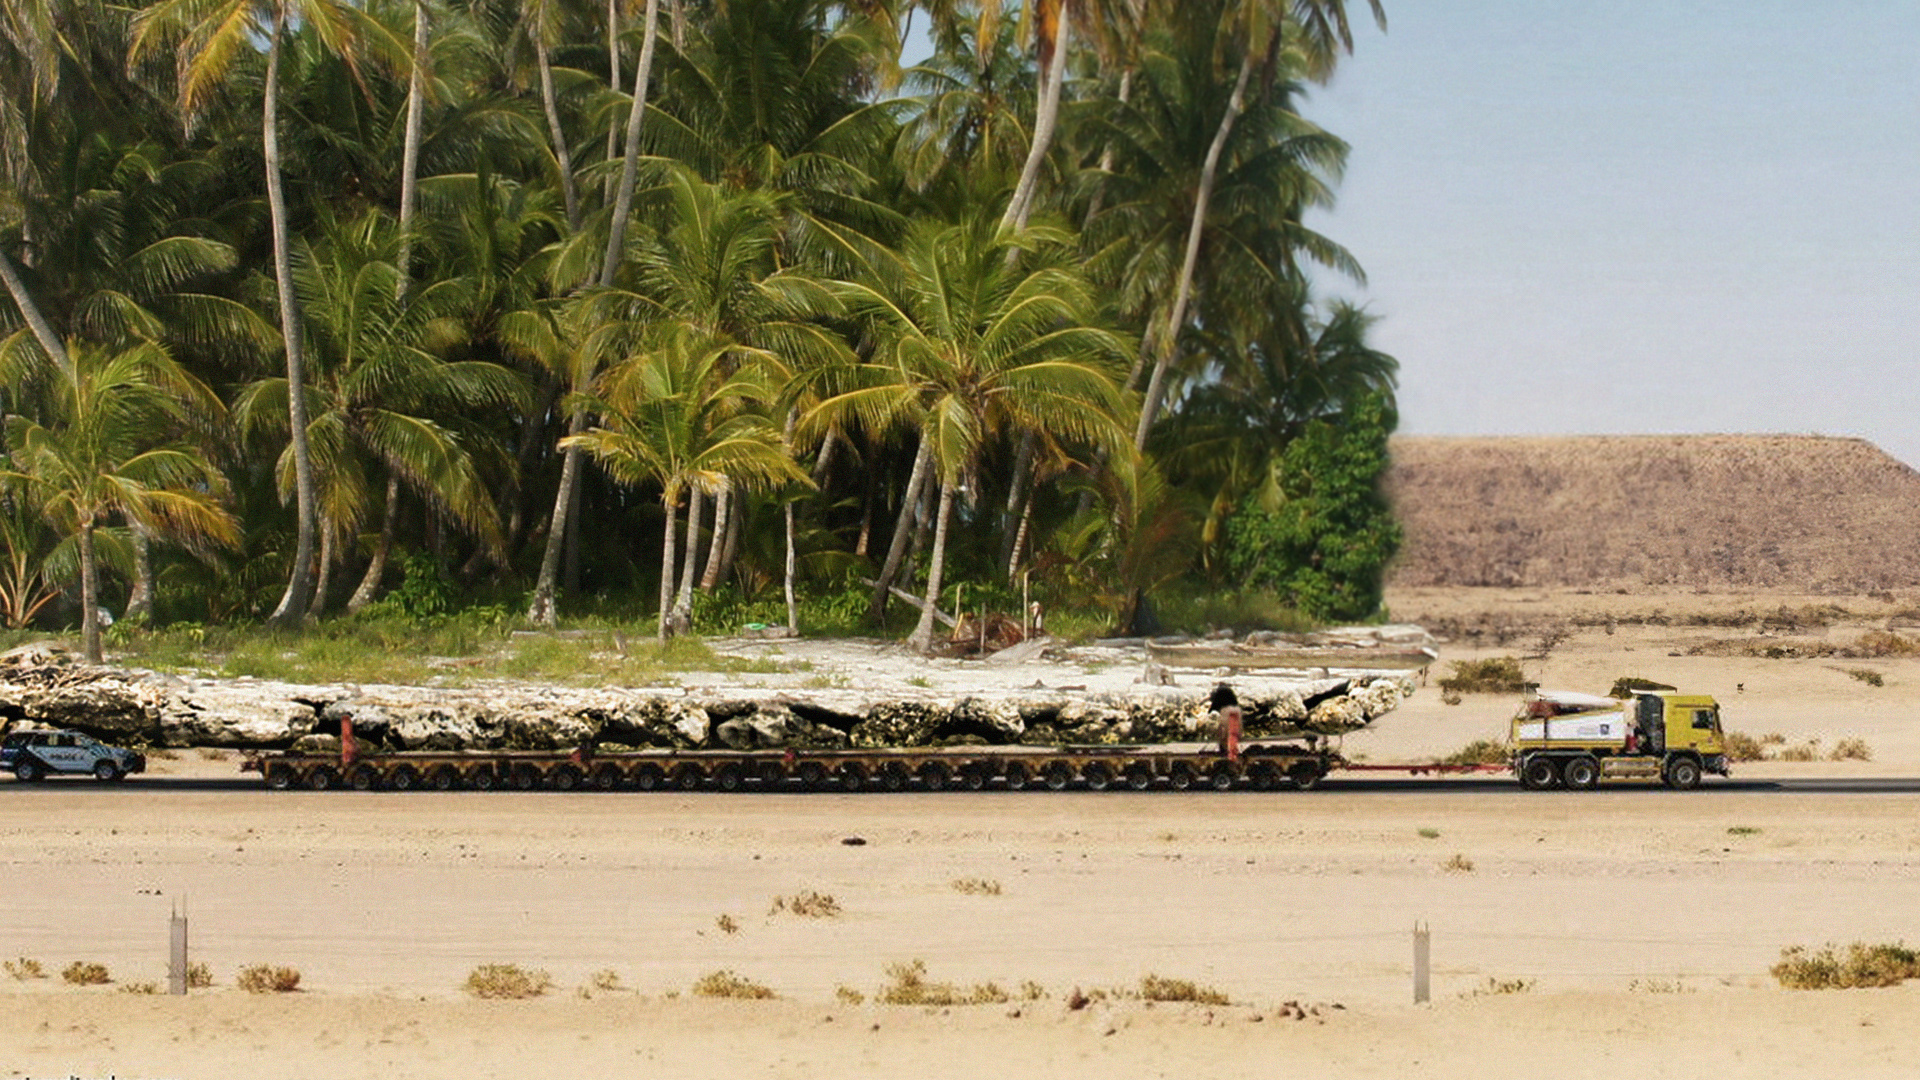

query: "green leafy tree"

left=1223, top=391, right=1398, bottom=622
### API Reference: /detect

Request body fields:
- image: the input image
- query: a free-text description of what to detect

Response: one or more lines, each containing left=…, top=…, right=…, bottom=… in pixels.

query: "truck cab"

left=1512, top=689, right=1728, bottom=790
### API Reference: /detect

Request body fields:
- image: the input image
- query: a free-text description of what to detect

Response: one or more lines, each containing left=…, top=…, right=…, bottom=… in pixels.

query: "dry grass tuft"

left=119, top=981, right=160, bottom=995
left=692, top=970, right=776, bottom=1000
left=1466, top=977, right=1534, bottom=996
left=1443, top=853, right=1475, bottom=873
left=5, top=957, right=46, bottom=981
left=588, top=969, right=622, bottom=992
left=1829, top=737, right=1872, bottom=761
left=186, top=962, right=213, bottom=989
left=770, top=891, right=841, bottom=918
left=1438, top=657, right=1528, bottom=695
left=62, top=962, right=111, bottom=986
left=876, top=960, right=1007, bottom=1006
left=1846, top=668, right=1885, bottom=687
left=835, top=985, right=865, bottom=1005
left=463, top=964, right=549, bottom=999
left=715, top=914, right=740, bottom=934
left=1138, top=975, right=1229, bottom=1005
left=1441, top=739, right=1507, bottom=767
left=1773, top=943, right=1920, bottom=989
left=237, top=965, right=302, bottom=994
left=950, top=877, right=1003, bottom=896
left=1723, top=732, right=1766, bottom=762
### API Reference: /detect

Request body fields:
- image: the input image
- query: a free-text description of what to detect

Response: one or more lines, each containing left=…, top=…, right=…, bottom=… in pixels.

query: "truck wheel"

left=306, top=767, right=338, bottom=791
left=673, top=765, right=706, bottom=791
left=796, top=762, right=828, bottom=790
left=350, top=765, right=382, bottom=791
left=1288, top=761, right=1325, bottom=791
left=758, top=762, right=788, bottom=788
left=1002, top=763, right=1030, bottom=790
left=1245, top=763, right=1278, bottom=791
left=713, top=763, right=745, bottom=793
left=429, top=766, right=460, bottom=791
left=1124, top=764, right=1155, bottom=791
left=469, top=768, right=499, bottom=791
left=834, top=763, right=866, bottom=792
left=1082, top=764, right=1113, bottom=792
left=265, top=764, right=296, bottom=790
left=1519, top=756, right=1560, bottom=790
left=918, top=763, right=951, bottom=792
left=1167, top=764, right=1195, bottom=791
left=1562, top=756, right=1601, bottom=791
left=591, top=764, right=625, bottom=791
left=549, top=765, right=582, bottom=792
left=1664, top=757, right=1702, bottom=790
left=93, top=760, right=121, bottom=782
left=387, top=766, right=419, bottom=791
left=511, top=764, right=543, bottom=791
left=1042, top=763, right=1073, bottom=791
left=960, top=765, right=990, bottom=791
left=879, top=765, right=909, bottom=792
left=633, top=765, right=664, bottom=792
left=1208, top=763, right=1238, bottom=791
left=14, top=760, right=43, bottom=783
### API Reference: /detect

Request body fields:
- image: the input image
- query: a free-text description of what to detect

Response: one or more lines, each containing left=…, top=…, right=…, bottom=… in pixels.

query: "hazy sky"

left=1299, top=2, right=1920, bottom=467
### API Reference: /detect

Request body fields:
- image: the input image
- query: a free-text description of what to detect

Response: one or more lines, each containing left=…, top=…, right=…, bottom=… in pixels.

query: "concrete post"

left=1413, top=921, right=1430, bottom=1004
left=168, top=904, right=189, bottom=995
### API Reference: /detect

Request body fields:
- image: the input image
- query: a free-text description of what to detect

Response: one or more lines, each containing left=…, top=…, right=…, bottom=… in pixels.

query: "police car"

left=1, top=729, right=146, bottom=782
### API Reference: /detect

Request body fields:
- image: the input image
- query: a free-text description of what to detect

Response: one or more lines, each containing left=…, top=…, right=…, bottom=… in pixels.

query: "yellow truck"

left=1511, top=689, right=1729, bottom=790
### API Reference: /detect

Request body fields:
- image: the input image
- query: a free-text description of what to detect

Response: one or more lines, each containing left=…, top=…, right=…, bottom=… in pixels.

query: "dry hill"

left=1385, top=435, right=1920, bottom=590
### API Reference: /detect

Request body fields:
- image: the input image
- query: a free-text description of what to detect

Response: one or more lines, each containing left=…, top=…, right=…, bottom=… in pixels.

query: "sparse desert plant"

left=1438, top=657, right=1528, bottom=695
left=770, top=891, right=841, bottom=918
left=1726, top=826, right=1761, bottom=836
left=1772, top=943, right=1920, bottom=989
left=464, top=964, right=549, bottom=999
left=186, top=961, right=213, bottom=989
left=1761, top=732, right=1787, bottom=745
left=4, top=957, right=45, bottom=980
left=1443, top=853, right=1475, bottom=873
left=119, top=981, right=159, bottom=995
left=1844, top=631, right=1920, bottom=659
left=1441, top=740, right=1508, bottom=767
left=589, top=969, right=623, bottom=992
left=875, top=960, right=1008, bottom=1006
left=237, top=965, right=302, bottom=994
left=1847, top=668, right=1885, bottom=687
left=62, top=962, right=111, bottom=985
left=1778, top=742, right=1821, bottom=762
left=1628, top=978, right=1692, bottom=994
left=1417, top=828, right=1441, bottom=839
left=716, top=914, right=740, bottom=934
left=1466, top=976, right=1533, bottom=996
left=1722, top=732, right=1766, bottom=762
left=1020, top=980, right=1048, bottom=1000
left=1829, top=738, right=1872, bottom=762
left=692, top=970, right=776, bottom=999
left=1137, top=975, right=1230, bottom=1005
left=950, top=877, right=1003, bottom=896
left=835, top=985, right=865, bottom=1005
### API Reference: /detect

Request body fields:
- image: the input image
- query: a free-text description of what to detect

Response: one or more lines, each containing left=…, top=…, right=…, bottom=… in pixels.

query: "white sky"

left=1301, top=1, right=1920, bottom=468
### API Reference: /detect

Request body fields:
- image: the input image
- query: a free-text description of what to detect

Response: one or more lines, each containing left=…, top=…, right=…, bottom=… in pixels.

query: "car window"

left=53, top=733, right=77, bottom=747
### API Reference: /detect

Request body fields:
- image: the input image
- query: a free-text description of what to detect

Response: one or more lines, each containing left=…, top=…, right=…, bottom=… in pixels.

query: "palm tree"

left=1132, top=0, right=1382, bottom=450
left=564, top=329, right=808, bottom=641
left=807, top=210, right=1133, bottom=652
left=130, top=0, right=405, bottom=628
left=1, top=341, right=237, bottom=660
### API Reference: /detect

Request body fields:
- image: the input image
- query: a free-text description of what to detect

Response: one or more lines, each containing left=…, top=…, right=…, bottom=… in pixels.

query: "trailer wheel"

left=549, top=764, right=582, bottom=792
left=1124, top=764, right=1155, bottom=791
left=265, top=764, right=296, bottom=790
left=796, top=762, right=829, bottom=790
left=1246, top=763, right=1278, bottom=791
left=1167, top=763, right=1195, bottom=791
left=348, top=764, right=381, bottom=791
left=1663, top=757, right=1702, bottom=790
left=510, top=764, right=543, bottom=791
left=757, top=762, right=788, bottom=789
left=879, top=764, right=909, bottom=792
left=673, top=765, right=705, bottom=791
left=834, top=763, right=866, bottom=792
left=633, top=765, right=665, bottom=792
left=1208, top=763, right=1238, bottom=791
left=306, top=766, right=338, bottom=791
left=1562, top=756, right=1601, bottom=790
left=959, top=765, right=989, bottom=791
left=1287, top=761, right=1325, bottom=791
left=1519, top=755, right=1560, bottom=790
left=1042, top=763, right=1073, bottom=791
left=713, top=763, right=745, bottom=793
left=591, top=763, right=624, bottom=791
left=388, top=766, right=420, bottom=792
left=468, top=767, right=499, bottom=791
left=429, top=766, right=460, bottom=791
left=1081, top=764, right=1113, bottom=792
left=918, top=762, right=951, bottom=792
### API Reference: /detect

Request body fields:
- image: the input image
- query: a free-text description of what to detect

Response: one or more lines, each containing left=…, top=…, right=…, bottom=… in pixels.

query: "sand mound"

left=1386, top=435, right=1920, bottom=590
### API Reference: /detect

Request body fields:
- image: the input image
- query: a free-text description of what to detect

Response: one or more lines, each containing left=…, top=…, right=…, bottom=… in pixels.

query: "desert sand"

left=4, top=585, right=1920, bottom=1079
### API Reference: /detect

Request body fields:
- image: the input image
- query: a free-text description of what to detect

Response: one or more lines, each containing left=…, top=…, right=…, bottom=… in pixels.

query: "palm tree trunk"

left=307, top=524, right=335, bottom=619
left=396, top=0, right=430, bottom=292
left=668, top=0, right=685, bottom=50
left=673, top=484, right=702, bottom=620
left=1134, top=52, right=1253, bottom=451
left=604, top=0, right=621, bottom=195
left=656, top=489, right=677, bottom=642
left=1083, top=67, right=1131, bottom=224
left=997, top=430, right=1035, bottom=571
left=810, top=429, right=840, bottom=486
left=536, top=38, right=582, bottom=231
left=347, top=475, right=400, bottom=613
left=265, top=16, right=320, bottom=630
left=0, top=248, right=68, bottom=372
left=526, top=411, right=586, bottom=626
left=1001, top=22, right=1069, bottom=231
left=908, top=479, right=955, bottom=654
left=1005, top=495, right=1033, bottom=581
left=783, top=499, right=798, bottom=635
left=125, top=521, right=153, bottom=622
left=699, top=483, right=729, bottom=590
left=599, top=0, right=662, bottom=286
left=78, top=522, right=101, bottom=663
left=716, top=489, right=743, bottom=586
left=867, top=432, right=931, bottom=622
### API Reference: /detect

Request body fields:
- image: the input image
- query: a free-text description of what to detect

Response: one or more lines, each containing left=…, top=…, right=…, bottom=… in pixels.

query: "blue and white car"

left=1, top=729, right=146, bottom=782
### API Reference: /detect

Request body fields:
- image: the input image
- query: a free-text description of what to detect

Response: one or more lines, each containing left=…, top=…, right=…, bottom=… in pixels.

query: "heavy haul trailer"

left=1510, top=689, right=1730, bottom=790
left=241, top=707, right=1343, bottom=793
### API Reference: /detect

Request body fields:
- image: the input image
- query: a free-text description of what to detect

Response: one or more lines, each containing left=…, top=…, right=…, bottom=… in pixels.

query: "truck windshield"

left=1692, top=709, right=1720, bottom=731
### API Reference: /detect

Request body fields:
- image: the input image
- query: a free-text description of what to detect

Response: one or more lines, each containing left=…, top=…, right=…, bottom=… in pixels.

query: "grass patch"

left=1440, top=739, right=1508, bottom=767
left=1772, top=943, right=1920, bottom=989
left=876, top=960, right=1008, bottom=1006
left=1417, top=828, right=1441, bottom=840
left=770, top=891, right=841, bottom=918
left=835, top=985, right=865, bottom=1005
left=1443, top=853, right=1475, bottom=873
left=4, top=957, right=45, bottom=980
left=1438, top=657, right=1527, bottom=695
left=1847, top=668, right=1885, bottom=687
left=1726, top=826, right=1761, bottom=836
left=588, top=969, right=623, bottom=992
left=119, top=981, right=160, bottom=995
left=1137, top=975, right=1229, bottom=1005
left=61, top=961, right=110, bottom=986
left=237, top=965, right=302, bottom=994
left=950, top=877, right=1003, bottom=896
left=692, top=970, right=776, bottom=1000
left=464, top=964, right=550, bottom=999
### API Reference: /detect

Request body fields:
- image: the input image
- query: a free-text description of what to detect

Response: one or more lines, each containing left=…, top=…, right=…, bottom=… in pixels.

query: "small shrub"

left=1467, top=977, right=1533, bottom=996
left=62, top=962, right=111, bottom=986
left=835, top=985, right=865, bottom=1005
left=1829, top=738, right=1872, bottom=762
left=716, top=914, right=740, bottom=934
left=4, top=957, right=45, bottom=981
left=1778, top=742, right=1821, bottom=762
left=875, top=960, right=1007, bottom=1006
left=1440, top=690, right=1463, bottom=706
left=237, top=965, right=302, bottom=994
left=692, top=970, right=776, bottom=1000
left=1772, top=943, right=1920, bottom=989
left=1608, top=676, right=1676, bottom=698
left=464, top=964, right=550, bottom=999
left=1138, top=975, right=1230, bottom=1006
left=906, top=676, right=932, bottom=689
left=1438, top=657, right=1528, bottom=695
left=950, top=877, right=1002, bottom=896
left=1847, top=668, right=1885, bottom=687
left=1722, top=732, right=1766, bottom=762
left=1761, top=732, right=1787, bottom=745
left=186, top=961, right=213, bottom=989
left=1441, top=740, right=1507, bottom=767
left=1726, top=826, right=1761, bottom=836
left=1020, top=980, right=1048, bottom=1000
left=1443, top=853, right=1475, bottom=873
left=1417, top=828, right=1441, bottom=840
left=770, top=891, right=841, bottom=918
left=1628, top=979, right=1691, bottom=994
left=119, top=981, right=160, bottom=995
left=588, top=969, right=623, bottom=992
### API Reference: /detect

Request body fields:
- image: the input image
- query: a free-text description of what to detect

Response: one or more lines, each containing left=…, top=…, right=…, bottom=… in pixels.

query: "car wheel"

left=93, top=760, right=121, bottom=782
left=14, top=760, right=43, bottom=783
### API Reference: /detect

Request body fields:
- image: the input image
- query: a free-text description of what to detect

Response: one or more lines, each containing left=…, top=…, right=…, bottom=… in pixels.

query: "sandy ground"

left=4, top=585, right=1920, bottom=1079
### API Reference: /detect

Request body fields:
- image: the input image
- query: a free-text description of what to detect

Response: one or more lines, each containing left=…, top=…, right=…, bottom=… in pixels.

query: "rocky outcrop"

left=0, top=641, right=1415, bottom=752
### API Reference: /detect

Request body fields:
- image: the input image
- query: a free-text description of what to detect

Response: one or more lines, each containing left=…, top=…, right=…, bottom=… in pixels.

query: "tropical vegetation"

left=0, top=0, right=1399, bottom=656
